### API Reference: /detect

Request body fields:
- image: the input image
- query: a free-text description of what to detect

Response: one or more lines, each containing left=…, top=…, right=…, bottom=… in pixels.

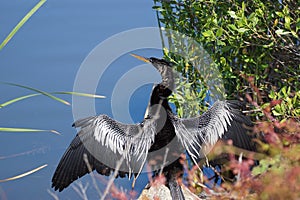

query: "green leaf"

left=216, top=28, right=224, bottom=37
left=252, top=159, right=269, bottom=175
left=269, top=90, right=276, bottom=99
left=177, top=106, right=183, bottom=118
left=255, top=8, right=264, bottom=17
left=228, top=24, right=238, bottom=31
left=282, top=5, right=289, bottom=16
left=220, top=57, right=226, bottom=66
left=202, top=30, right=214, bottom=37
left=228, top=11, right=237, bottom=19
left=273, top=104, right=283, bottom=116
left=296, top=18, right=300, bottom=32
left=262, top=42, right=274, bottom=48
left=217, top=40, right=226, bottom=46
left=237, top=28, right=249, bottom=33
left=241, top=2, right=245, bottom=14
left=284, top=16, right=291, bottom=30
left=281, top=86, right=287, bottom=96
left=275, top=11, right=284, bottom=18
left=0, top=0, right=47, bottom=50
left=291, top=30, right=299, bottom=38
left=275, top=29, right=291, bottom=35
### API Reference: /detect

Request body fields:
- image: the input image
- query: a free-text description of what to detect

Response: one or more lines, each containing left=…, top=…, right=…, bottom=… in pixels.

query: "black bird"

left=52, top=54, right=255, bottom=199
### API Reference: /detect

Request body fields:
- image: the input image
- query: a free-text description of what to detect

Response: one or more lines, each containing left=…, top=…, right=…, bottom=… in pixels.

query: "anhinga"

left=52, top=54, right=255, bottom=199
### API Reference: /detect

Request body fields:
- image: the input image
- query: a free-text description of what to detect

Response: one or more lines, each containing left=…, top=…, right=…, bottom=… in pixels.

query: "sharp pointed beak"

left=130, top=54, right=150, bottom=63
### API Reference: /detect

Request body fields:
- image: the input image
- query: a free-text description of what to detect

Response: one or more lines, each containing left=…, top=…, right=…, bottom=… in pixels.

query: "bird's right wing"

left=170, top=100, right=254, bottom=165
left=52, top=115, right=156, bottom=191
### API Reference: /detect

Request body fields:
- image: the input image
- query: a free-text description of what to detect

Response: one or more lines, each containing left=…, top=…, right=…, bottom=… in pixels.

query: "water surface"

left=0, top=1, right=162, bottom=199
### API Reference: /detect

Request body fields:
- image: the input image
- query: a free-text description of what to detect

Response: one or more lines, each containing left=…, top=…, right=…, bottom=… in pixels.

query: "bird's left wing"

left=52, top=115, right=156, bottom=191
left=169, top=100, right=254, bottom=165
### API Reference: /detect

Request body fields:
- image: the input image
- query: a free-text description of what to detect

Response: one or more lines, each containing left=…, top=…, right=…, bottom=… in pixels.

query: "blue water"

left=0, top=0, right=164, bottom=199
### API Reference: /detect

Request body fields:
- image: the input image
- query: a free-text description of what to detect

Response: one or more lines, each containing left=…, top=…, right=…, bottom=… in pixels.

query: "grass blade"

left=0, top=127, right=60, bottom=135
left=2, top=82, right=70, bottom=106
left=0, top=93, right=41, bottom=108
left=54, top=91, right=106, bottom=98
left=0, top=83, right=105, bottom=108
left=0, top=164, right=47, bottom=182
left=0, top=0, right=47, bottom=50
left=0, top=91, right=105, bottom=109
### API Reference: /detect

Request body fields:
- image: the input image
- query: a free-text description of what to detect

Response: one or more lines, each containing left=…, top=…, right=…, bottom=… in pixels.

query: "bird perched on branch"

left=52, top=54, right=255, bottom=199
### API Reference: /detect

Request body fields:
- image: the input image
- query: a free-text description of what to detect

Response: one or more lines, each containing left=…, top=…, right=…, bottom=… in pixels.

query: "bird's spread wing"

left=169, top=100, right=254, bottom=165
left=52, top=115, right=156, bottom=191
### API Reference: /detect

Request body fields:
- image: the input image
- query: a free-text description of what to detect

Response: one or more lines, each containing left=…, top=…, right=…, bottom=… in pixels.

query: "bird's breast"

left=148, top=118, right=176, bottom=152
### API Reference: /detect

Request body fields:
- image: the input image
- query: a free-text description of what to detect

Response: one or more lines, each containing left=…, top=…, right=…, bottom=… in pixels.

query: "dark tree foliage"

left=154, top=0, right=299, bottom=99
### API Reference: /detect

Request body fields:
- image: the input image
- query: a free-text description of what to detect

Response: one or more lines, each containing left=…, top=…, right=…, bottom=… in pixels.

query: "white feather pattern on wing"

left=74, top=114, right=156, bottom=176
left=169, top=101, right=238, bottom=164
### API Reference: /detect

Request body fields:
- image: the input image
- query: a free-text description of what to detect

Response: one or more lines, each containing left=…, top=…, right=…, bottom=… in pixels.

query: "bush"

left=153, top=0, right=300, bottom=199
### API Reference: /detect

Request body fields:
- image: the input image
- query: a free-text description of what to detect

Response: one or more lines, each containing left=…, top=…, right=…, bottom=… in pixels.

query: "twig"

left=47, top=189, right=59, bottom=200
left=83, top=154, right=102, bottom=198
left=242, top=109, right=261, bottom=114
left=159, top=147, right=169, bottom=176
left=71, top=182, right=89, bottom=200
left=101, top=158, right=124, bottom=200
left=236, top=152, right=243, bottom=182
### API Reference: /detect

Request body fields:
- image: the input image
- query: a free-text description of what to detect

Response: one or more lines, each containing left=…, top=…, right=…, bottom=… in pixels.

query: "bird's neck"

left=144, top=84, right=172, bottom=119
left=158, top=68, right=175, bottom=93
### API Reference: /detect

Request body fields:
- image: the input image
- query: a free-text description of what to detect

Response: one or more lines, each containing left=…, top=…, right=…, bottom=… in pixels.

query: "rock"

left=138, top=184, right=201, bottom=200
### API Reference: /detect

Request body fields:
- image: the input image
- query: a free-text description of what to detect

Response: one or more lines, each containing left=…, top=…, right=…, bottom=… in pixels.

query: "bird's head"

left=130, top=54, right=174, bottom=74
left=131, top=54, right=175, bottom=97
